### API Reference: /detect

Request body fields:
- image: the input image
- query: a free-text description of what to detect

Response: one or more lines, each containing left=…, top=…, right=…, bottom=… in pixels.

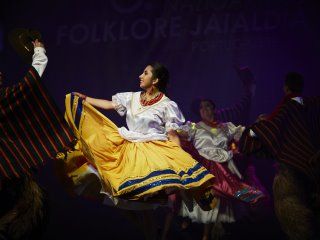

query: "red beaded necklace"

left=140, top=92, right=164, bottom=106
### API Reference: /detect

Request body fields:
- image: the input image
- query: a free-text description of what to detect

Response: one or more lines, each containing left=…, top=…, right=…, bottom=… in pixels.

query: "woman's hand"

left=176, top=130, right=189, bottom=141
left=167, top=130, right=181, bottom=146
left=73, top=92, right=87, bottom=100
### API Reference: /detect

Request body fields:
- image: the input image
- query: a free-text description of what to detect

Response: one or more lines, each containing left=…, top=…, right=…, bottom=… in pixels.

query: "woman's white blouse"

left=112, top=91, right=185, bottom=142
left=183, top=121, right=245, bottom=178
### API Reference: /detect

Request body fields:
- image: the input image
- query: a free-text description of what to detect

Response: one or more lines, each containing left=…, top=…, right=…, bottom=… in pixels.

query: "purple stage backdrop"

left=0, top=1, right=320, bottom=239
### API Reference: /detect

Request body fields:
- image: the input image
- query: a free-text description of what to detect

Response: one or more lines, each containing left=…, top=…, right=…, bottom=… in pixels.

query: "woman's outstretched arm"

left=73, top=92, right=115, bottom=110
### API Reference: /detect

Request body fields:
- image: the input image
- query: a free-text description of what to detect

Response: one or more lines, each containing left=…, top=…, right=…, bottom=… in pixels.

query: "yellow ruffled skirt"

left=64, top=93, right=214, bottom=200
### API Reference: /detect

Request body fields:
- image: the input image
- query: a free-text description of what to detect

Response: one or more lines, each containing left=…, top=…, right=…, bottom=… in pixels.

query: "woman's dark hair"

left=191, top=98, right=216, bottom=117
left=149, top=62, right=169, bottom=93
left=285, top=72, right=304, bottom=94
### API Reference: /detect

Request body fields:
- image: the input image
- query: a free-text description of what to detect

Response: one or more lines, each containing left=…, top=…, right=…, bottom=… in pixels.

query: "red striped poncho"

left=0, top=67, right=74, bottom=179
left=239, top=97, right=320, bottom=184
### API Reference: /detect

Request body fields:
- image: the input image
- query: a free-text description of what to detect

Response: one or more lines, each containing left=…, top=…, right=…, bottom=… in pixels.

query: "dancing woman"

left=160, top=67, right=265, bottom=240
left=63, top=62, right=214, bottom=204
left=178, top=98, right=264, bottom=240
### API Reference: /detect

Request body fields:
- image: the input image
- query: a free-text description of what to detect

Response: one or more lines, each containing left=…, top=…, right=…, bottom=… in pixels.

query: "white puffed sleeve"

left=112, top=92, right=133, bottom=116
left=32, top=47, right=48, bottom=77
left=163, top=101, right=185, bottom=132
left=225, top=122, right=245, bottom=141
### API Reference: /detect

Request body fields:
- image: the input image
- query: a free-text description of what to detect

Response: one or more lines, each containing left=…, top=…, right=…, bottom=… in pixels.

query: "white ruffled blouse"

left=112, top=91, right=185, bottom=142
left=183, top=121, right=245, bottom=178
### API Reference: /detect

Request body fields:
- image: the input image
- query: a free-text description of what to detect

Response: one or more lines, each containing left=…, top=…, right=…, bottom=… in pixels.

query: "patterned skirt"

left=63, top=93, right=214, bottom=201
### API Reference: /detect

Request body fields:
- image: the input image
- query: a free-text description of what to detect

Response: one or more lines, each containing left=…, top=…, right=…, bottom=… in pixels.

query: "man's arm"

left=31, top=39, right=48, bottom=77
left=239, top=127, right=263, bottom=155
left=0, top=40, right=47, bottom=98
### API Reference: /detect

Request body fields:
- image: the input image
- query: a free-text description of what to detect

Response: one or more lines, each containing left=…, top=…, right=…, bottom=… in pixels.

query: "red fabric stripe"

left=24, top=76, right=62, bottom=152
left=290, top=103, right=309, bottom=132
left=281, top=143, right=307, bottom=167
left=280, top=158, right=305, bottom=174
left=0, top=138, right=20, bottom=178
left=256, top=125, right=278, bottom=155
left=289, top=104, right=315, bottom=151
left=0, top=108, right=31, bottom=169
left=0, top=158, right=10, bottom=178
left=29, top=69, right=73, bottom=144
left=268, top=118, right=312, bottom=157
left=27, top=73, right=73, bottom=146
left=0, top=122, right=30, bottom=170
left=0, top=105, right=39, bottom=167
left=1, top=140, right=29, bottom=174
left=19, top=83, right=58, bottom=155
left=285, top=124, right=314, bottom=156
left=5, top=84, right=46, bottom=163
left=279, top=104, right=314, bottom=154
left=280, top=152, right=310, bottom=176
left=13, top=86, right=53, bottom=165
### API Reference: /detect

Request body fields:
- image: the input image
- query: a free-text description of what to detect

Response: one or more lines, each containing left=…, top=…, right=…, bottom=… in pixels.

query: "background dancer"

left=239, top=72, right=320, bottom=240
left=161, top=66, right=265, bottom=240
left=0, top=32, right=73, bottom=239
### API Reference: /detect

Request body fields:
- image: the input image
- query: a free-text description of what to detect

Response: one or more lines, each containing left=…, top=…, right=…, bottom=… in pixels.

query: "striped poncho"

left=0, top=67, right=74, bottom=179
left=239, top=97, right=320, bottom=184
